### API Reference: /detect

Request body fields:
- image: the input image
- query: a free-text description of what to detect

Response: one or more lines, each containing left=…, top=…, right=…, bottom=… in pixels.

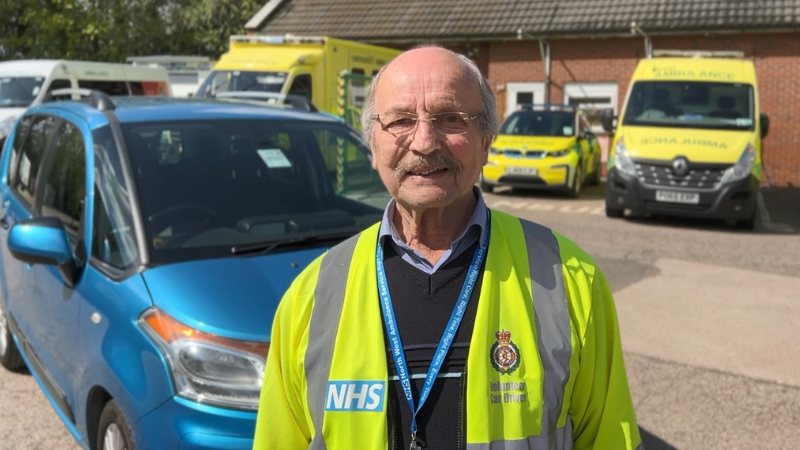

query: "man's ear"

left=370, top=144, right=379, bottom=170
left=480, top=137, right=493, bottom=163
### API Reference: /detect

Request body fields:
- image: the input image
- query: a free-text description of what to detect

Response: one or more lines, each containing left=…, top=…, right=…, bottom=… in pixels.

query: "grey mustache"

left=394, top=152, right=463, bottom=178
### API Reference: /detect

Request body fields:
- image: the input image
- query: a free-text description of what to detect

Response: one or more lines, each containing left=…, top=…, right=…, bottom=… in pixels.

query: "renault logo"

left=672, top=157, right=689, bottom=176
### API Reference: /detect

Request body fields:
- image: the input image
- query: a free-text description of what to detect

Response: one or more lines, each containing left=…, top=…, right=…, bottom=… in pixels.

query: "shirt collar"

left=378, top=186, right=489, bottom=252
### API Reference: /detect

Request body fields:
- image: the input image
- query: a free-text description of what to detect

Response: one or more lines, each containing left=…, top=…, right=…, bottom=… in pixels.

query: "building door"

left=505, top=82, right=545, bottom=119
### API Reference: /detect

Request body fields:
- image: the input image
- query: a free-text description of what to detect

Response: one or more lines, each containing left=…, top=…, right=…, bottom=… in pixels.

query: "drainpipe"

left=517, top=29, right=552, bottom=107
left=538, top=39, right=551, bottom=106
left=631, top=21, right=653, bottom=58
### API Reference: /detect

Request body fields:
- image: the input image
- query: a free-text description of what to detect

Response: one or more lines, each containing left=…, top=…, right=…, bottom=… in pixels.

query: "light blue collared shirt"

left=378, top=186, right=490, bottom=274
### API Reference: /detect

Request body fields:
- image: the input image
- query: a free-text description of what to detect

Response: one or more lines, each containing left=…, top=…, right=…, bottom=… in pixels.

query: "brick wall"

left=481, top=32, right=800, bottom=187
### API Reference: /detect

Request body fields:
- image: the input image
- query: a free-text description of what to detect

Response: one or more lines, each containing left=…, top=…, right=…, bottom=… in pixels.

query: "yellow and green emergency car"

left=481, top=105, right=602, bottom=197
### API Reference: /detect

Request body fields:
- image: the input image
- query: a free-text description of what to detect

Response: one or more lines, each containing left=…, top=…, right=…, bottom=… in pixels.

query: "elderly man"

left=253, top=46, right=643, bottom=450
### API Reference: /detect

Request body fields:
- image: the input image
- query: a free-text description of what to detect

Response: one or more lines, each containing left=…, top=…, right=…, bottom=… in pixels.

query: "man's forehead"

left=375, top=60, right=478, bottom=111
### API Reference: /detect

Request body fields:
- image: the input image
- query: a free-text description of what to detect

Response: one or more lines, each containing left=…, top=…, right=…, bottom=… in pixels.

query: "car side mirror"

left=601, top=108, right=616, bottom=133
left=760, top=113, right=769, bottom=139
left=8, top=217, right=79, bottom=287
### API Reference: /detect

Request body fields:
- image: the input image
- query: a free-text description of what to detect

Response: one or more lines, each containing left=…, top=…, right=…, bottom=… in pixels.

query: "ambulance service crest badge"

left=491, top=329, right=520, bottom=375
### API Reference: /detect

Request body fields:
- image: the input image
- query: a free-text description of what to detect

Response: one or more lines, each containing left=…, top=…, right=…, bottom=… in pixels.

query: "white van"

left=0, top=59, right=171, bottom=135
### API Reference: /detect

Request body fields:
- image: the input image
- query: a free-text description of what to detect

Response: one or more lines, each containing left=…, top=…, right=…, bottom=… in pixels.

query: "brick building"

left=246, top=0, right=800, bottom=186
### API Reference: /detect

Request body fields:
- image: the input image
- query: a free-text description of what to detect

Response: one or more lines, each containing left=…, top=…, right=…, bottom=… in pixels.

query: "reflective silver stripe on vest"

left=467, top=417, right=573, bottom=450
left=467, top=220, right=573, bottom=450
left=305, top=233, right=360, bottom=449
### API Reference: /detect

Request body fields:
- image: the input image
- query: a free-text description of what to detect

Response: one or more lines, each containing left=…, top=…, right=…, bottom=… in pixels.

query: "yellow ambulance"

left=195, top=35, right=400, bottom=121
left=603, top=51, right=769, bottom=229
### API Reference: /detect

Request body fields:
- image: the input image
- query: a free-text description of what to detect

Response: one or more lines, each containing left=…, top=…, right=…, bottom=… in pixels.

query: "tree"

left=0, top=0, right=263, bottom=61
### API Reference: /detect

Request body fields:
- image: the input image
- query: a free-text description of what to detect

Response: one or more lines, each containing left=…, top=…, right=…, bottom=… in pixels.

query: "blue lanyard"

left=376, top=218, right=490, bottom=446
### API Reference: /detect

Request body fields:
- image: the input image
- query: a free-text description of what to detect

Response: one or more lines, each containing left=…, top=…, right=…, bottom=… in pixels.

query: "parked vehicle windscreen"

left=0, top=76, right=45, bottom=107
left=622, top=81, right=755, bottom=130
left=122, top=119, right=388, bottom=264
left=196, top=71, right=287, bottom=97
left=500, top=111, right=576, bottom=137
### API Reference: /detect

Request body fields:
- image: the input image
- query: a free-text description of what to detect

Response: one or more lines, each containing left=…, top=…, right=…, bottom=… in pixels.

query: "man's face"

left=370, top=49, right=489, bottom=212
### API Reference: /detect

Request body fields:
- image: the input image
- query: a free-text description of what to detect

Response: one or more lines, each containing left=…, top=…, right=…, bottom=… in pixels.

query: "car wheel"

left=97, top=400, right=136, bottom=450
left=605, top=203, right=625, bottom=218
left=567, top=165, right=582, bottom=198
left=0, top=297, right=24, bottom=371
left=734, top=212, right=757, bottom=231
left=479, top=174, right=493, bottom=193
left=588, top=160, right=601, bottom=186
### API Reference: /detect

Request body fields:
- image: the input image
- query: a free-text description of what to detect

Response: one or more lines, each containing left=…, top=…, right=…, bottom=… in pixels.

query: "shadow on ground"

left=640, top=427, right=678, bottom=450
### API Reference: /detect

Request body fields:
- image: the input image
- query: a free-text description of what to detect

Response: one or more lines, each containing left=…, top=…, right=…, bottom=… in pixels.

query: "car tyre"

left=567, top=165, right=582, bottom=198
left=0, top=299, right=25, bottom=371
left=605, top=203, right=625, bottom=218
left=734, top=212, right=757, bottom=231
left=588, top=161, right=601, bottom=186
left=479, top=174, right=493, bottom=193
left=97, top=400, right=136, bottom=450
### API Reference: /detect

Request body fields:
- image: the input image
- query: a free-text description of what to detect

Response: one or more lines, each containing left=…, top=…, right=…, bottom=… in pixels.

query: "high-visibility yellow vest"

left=254, top=210, right=642, bottom=450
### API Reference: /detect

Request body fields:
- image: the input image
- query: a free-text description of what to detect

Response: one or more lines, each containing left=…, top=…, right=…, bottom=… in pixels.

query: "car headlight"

left=548, top=148, right=571, bottom=158
left=719, top=143, right=756, bottom=185
left=140, top=307, right=268, bottom=411
left=612, top=136, right=637, bottom=176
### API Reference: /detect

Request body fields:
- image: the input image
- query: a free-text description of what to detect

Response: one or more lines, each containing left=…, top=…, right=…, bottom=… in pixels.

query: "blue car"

left=0, top=91, right=386, bottom=449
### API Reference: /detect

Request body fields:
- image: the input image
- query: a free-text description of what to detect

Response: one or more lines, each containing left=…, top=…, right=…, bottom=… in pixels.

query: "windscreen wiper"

left=230, top=231, right=357, bottom=256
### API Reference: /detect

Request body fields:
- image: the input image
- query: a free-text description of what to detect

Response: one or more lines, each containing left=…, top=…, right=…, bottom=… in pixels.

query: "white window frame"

left=505, top=82, right=545, bottom=119
left=563, top=82, right=618, bottom=133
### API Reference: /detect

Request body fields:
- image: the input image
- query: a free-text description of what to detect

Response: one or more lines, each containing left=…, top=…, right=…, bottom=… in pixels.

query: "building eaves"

left=247, top=0, right=800, bottom=43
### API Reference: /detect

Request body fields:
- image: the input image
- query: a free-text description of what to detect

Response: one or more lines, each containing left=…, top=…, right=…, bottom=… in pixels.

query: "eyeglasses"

left=372, top=111, right=481, bottom=136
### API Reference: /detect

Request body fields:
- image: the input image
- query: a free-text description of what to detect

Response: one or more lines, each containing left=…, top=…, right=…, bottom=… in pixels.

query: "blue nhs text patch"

left=325, top=381, right=386, bottom=412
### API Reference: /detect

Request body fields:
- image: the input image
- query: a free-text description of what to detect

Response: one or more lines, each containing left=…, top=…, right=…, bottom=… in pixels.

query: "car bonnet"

left=140, top=246, right=327, bottom=342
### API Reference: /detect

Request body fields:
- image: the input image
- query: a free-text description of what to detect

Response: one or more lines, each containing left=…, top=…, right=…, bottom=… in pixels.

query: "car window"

left=128, top=81, right=144, bottom=96
left=12, top=115, right=58, bottom=208
left=287, top=74, right=312, bottom=100
left=7, top=115, right=34, bottom=187
left=622, top=81, right=755, bottom=131
left=0, top=76, right=46, bottom=107
left=122, top=118, right=387, bottom=265
left=500, top=111, right=576, bottom=137
left=40, top=121, right=86, bottom=245
left=77, top=80, right=129, bottom=96
left=91, top=126, right=138, bottom=270
left=45, top=79, right=72, bottom=96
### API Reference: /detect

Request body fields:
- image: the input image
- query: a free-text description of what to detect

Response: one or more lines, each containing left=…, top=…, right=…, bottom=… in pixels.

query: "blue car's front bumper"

left=136, top=396, right=256, bottom=449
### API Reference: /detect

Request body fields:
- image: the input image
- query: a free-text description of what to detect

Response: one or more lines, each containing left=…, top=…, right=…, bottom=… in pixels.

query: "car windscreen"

left=500, top=111, right=576, bottom=137
left=0, top=76, right=45, bottom=107
left=122, top=118, right=389, bottom=265
left=622, top=81, right=755, bottom=131
left=196, top=71, right=287, bottom=98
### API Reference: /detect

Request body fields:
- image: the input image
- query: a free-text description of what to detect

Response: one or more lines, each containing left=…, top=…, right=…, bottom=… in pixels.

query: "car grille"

left=503, top=149, right=546, bottom=159
left=634, top=161, right=728, bottom=189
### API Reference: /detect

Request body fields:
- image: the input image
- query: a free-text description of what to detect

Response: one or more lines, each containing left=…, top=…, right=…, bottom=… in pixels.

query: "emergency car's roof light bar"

left=44, top=88, right=116, bottom=111
left=213, top=91, right=319, bottom=112
left=652, top=50, right=745, bottom=59
left=230, top=35, right=326, bottom=46
left=517, top=103, right=576, bottom=112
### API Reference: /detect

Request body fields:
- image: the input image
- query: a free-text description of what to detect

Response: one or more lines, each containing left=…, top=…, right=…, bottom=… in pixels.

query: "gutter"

left=349, top=26, right=800, bottom=46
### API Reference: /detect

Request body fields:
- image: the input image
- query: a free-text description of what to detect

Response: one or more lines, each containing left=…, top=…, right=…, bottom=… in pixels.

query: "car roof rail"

left=44, top=88, right=116, bottom=111
left=517, top=103, right=576, bottom=112
left=213, top=91, right=319, bottom=112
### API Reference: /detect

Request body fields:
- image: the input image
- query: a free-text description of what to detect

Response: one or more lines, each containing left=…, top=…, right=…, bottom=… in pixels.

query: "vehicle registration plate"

left=655, top=190, right=700, bottom=204
left=506, top=166, right=537, bottom=176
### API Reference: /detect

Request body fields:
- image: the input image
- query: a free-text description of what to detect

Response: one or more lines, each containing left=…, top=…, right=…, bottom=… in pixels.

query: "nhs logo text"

left=325, top=381, right=385, bottom=412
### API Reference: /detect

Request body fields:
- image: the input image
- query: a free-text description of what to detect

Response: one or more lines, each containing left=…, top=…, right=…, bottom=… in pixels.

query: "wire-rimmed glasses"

left=372, top=111, right=481, bottom=137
